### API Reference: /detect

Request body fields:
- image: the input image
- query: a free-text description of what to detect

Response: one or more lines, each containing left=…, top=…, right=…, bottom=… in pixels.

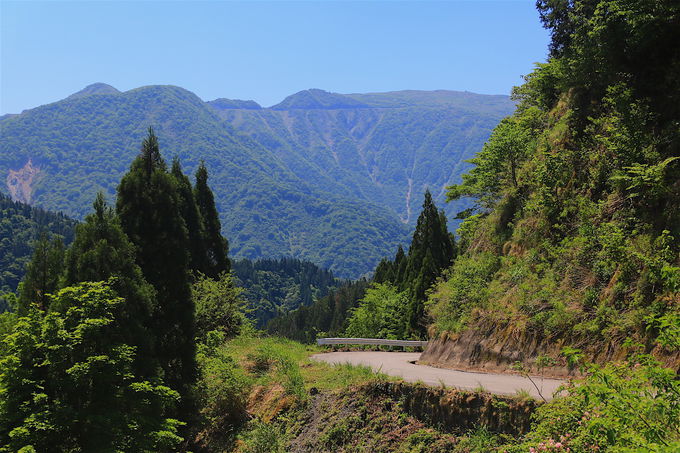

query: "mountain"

left=0, top=84, right=514, bottom=277
left=213, top=88, right=514, bottom=224
left=66, top=82, right=121, bottom=100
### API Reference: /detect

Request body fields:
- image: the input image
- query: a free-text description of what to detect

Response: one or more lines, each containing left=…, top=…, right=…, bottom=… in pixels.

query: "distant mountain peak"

left=270, top=89, right=370, bottom=110
left=207, top=98, right=262, bottom=111
left=67, top=83, right=120, bottom=100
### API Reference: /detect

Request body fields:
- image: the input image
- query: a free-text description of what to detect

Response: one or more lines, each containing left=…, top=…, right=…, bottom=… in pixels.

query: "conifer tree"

left=194, top=161, right=230, bottom=277
left=373, top=191, right=455, bottom=337
left=403, top=190, right=455, bottom=336
left=171, top=157, right=209, bottom=275
left=116, top=128, right=196, bottom=396
left=63, top=192, right=157, bottom=377
left=17, top=233, right=64, bottom=313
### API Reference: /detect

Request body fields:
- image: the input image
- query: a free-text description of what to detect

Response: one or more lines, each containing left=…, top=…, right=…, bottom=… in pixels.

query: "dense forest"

left=0, top=193, right=76, bottom=296
left=0, top=195, right=340, bottom=326
left=232, top=257, right=340, bottom=327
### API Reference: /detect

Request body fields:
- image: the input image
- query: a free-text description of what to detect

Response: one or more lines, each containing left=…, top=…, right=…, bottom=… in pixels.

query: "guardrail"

left=316, top=337, right=429, bottom=348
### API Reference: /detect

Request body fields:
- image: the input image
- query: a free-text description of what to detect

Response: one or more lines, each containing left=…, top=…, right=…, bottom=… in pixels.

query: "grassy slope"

left=203, top=335, right=531, bottom=453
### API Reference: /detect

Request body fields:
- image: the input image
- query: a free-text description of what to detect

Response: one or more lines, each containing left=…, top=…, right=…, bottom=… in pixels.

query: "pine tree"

left=116, top=128, right=196, bottom=396
left=17, top=233, right=64, bottom=313
left=194, top=161, right=230, bottom=277
left=63, top=192, right=157, bottom=377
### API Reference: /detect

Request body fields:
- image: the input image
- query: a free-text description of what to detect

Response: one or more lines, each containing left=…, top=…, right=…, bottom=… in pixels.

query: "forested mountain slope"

left=1, top=194, right=340, bottom=321
left=1, top=85, right=513, bottom=277
left=0, top=192, right=76, bottom=294
left=423, top=0, right=680, bottom=373
left=232, top=257, right=341, bottom=327
left=213, top=89, right=514, bottom=223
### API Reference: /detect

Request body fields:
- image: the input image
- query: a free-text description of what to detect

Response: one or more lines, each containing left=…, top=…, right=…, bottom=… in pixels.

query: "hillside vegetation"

left=423, top=0, right=680, bottom=367
left=0, top=86, right=513, bottom=277
left=0, top=193, right=76, bottom=295
left=233, top=257, right=340, bottom=327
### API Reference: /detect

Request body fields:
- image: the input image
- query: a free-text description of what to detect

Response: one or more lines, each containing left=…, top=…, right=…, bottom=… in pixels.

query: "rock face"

left=367, top=382, right=537, bottom=435
left=420, top=320, right=680, bottom=378
left=6, top=159, right=41, bottom=204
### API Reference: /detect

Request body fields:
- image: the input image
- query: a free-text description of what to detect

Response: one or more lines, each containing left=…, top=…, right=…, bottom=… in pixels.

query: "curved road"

left=311, top=351, right=565, bottom=400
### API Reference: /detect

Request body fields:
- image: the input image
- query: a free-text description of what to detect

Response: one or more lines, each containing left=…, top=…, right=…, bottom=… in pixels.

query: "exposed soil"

left=6, top=159, right=41, bottom=204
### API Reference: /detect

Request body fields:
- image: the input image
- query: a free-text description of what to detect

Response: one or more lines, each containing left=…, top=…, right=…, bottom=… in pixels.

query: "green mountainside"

left=1, top=85, right=513, bottom=277
left=213, top=88, right=514, bottom=224
left=0, top=192, right=77, bottom=295
left=232, top=257, right=340, bottom=328
left=0, top=194, right=340, bottom=324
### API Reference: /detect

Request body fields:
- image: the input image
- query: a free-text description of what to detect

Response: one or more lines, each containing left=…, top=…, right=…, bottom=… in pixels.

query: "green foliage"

left=192, top=331, right=251, bottom=450
left=238, top=421, right=286, bottom=453
left=267, top=279, right=370, bottom=343
left=427, top=253, right=499, bottom=334
left=194, top=160, right=230, bottom=277
left=233, top=257, right=340, bottom=327
left=447, top=110, right=541, bottom=211
left=513, top=353, right=680, bottom=452
left=377, top=191, right=456, bottom=337
left=17, top=233, right=64, bottom=314
left=63, top=192, right=157, bottom=377
left=345, top=283, right=409, bottom=339
left=0, top=193, right=76, bottom=294
left=116, top=128, right=196, bottom=396
left=0, top=281, right=182, bottom=452
left=192, top=272, right=249, bottom=340
left=171, top=157, right=209, bottom=276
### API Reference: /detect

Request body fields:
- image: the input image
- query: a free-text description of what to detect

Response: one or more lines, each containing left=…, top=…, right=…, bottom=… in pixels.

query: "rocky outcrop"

left=6, top=159, right=41, bottom=204
left=367, top=381, right=537, bottom=435
left=421, top=320, right=680, bottom=378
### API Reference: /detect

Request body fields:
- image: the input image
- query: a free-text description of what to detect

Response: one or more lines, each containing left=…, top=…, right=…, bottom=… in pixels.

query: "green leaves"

left=518, top=355, right=680, bottom=452
left=345, top=283, right=409, bottom=340
left=193, top=271, right=249, bottom=341
left=0, top=281, right=183, bottom=452
left=611, top=156, right=680, bottom=200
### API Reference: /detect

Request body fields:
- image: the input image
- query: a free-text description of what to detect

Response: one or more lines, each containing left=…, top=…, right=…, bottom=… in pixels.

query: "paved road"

left=311, top=351, right=566, bottom=400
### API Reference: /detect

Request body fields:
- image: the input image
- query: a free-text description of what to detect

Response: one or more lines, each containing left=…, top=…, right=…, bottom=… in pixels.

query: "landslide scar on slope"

left=6, top=159, right=41, bottom=204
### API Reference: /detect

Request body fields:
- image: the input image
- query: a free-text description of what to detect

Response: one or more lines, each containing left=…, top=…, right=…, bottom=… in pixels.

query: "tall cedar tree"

left=374, top=191, right=455, bottom=337
left=194, top=161, right=230, bottom=277
left=116, top=128, right=196, bottom=396
left=408, top=192, right=455, bottom=335
left=63, top=192, right=158, bottom=378
left=171, top=158, right=209, bottom=275
left=17, top=233, right=64, bottom=313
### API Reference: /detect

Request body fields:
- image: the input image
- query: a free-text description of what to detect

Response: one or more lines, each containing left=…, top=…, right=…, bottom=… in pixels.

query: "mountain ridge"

left=1, top=84, right=514, bottom=277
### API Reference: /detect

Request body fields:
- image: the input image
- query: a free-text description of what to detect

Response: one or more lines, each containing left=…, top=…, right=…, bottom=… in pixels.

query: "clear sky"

left=1, top=1, right=549, bottom=115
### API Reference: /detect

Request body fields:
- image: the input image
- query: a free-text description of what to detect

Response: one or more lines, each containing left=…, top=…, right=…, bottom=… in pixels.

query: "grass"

left=222, top=334, right=392, bottom=392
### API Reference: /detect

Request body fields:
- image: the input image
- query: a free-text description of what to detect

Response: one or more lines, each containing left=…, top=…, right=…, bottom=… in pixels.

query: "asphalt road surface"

left=311, top=351, right=566, bottom=400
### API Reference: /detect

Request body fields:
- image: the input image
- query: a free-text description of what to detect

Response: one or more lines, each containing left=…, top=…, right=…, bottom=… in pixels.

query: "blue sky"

left=1, top=1, right=549, bottom=114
